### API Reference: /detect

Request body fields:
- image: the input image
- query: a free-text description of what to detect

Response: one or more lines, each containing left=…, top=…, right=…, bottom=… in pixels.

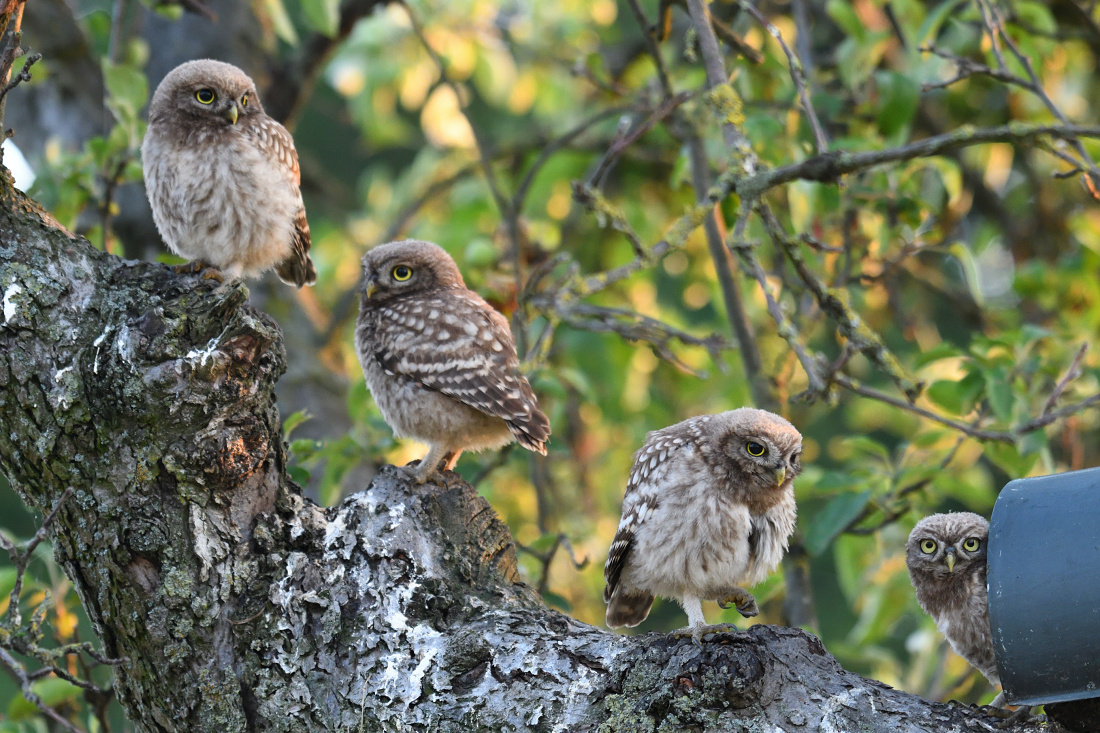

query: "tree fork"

left=0, top=175, right=1053, bottom=731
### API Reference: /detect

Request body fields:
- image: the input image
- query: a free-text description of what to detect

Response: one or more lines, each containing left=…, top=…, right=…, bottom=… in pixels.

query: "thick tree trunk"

left=0, top=173, right=1055, bottom=731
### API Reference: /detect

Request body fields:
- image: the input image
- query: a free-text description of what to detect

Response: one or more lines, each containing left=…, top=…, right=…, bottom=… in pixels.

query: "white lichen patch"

left=2, top=282, right=22, bottom=325
left=186, top=324, right=231, bottom=367
left=92, top=328, right=112, bottom=374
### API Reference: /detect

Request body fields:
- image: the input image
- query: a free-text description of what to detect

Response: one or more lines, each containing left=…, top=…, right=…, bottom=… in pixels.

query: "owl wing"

left=373, top=292, right=550, bottom=452
left=245, top=117, right=316, bottom=287
left=603, top=427, right=693, bottom=603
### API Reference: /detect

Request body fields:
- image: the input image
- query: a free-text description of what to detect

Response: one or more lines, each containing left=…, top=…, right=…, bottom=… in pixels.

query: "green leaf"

left=262, top=0, right=300, bottom=45
left=463, top=238, right=497, bottom=268
left=287, top=464, right=312, bottom=486
left=282, top=410, right=312, bottom=439
left=983, top=367, right=1014, bottom=422
left=804, top=491, right=874, bottom=556
left=1014, top=1, right=1056, bottom=35
left=874, top=71, right=919, bottom=138
left=834, top=436, right=891, bottom=462
left=7, top=678, right=82, bottom=719
left=302, top=0, right=341, bottom=37
left=926, top=381, right=963, bottom=414
left=0, top=567, right=16, bottom=602
left=916, top=0, right=965, bottom=46
left=826, top=0, right=865, bottom=41
left=985, top=442, right=1039, bottom=477
left=102, top=61, right=148, bottom=124
left=913, top=342, right=963, bottom=368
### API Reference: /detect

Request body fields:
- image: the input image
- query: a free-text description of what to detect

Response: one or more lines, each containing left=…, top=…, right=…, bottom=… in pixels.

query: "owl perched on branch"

left=906, top=513, right=1006, bottom=703
left=354, top=240, right=550, bottom=484
left=604, top=409, right=802, bottom=642
left=142, top=59, right=316, bottom=287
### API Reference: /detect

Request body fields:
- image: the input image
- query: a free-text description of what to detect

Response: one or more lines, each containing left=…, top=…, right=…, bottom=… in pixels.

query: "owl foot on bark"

left=173, top=260, right=225, bottom=283
left=671, top=623, right=738, bottom=646
left=716, top=587, right=758, bottom=618
left=982, top=704, right=1039, bottom=728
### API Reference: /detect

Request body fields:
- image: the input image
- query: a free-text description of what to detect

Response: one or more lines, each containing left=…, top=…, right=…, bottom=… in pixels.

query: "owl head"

left=359, top=240, right=466, bottom=303
left=711, top=408, right=803, bottom=493
left=906, top=512, right=989, bottom=581
left=148, top=59, right=262, bottom=131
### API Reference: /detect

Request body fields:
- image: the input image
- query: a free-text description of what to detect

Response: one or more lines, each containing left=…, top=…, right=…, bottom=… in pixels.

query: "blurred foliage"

left=4, top=0, right=1100, bottom=728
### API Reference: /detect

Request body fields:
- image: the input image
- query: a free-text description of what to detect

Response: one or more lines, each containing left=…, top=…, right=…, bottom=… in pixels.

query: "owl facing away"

left=603, top=409, right=802, bottom=641
left=354, top=240, right=550, bottom=484
left=906, top=513, right=1001, bottom=696
left=142, top=59, right=316, bottom=287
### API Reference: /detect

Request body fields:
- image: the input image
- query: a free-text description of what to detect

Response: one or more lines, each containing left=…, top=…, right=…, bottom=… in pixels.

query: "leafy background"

left=2, top=0, right=1099, bottom=728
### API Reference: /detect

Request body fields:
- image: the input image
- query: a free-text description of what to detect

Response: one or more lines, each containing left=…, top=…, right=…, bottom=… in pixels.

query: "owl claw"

left=716, top=588, right=758, bottom=618
left=980, top=704, right=1038, bottom=727
left=173, top=260, right=225, bottom=283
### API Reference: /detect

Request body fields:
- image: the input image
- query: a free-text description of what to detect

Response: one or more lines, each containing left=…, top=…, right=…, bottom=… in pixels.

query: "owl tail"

left=605, top=587, right=655, bottom=629
left=275, top=208, right=317, bottom=287
left=275, top=252, right=317, bottom=288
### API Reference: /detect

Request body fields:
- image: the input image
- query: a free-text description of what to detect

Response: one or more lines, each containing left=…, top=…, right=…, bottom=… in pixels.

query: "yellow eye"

left=746, top=441, right=766, bottom=457
left=241, top=94, right=249, bottom=108
left=920, top=539, right=937, bottom=554
left=962, top=537, right=980, bottom=552
left=392, top=265, right=412, bottom=281
left=195, top=89, right=215, bottom=104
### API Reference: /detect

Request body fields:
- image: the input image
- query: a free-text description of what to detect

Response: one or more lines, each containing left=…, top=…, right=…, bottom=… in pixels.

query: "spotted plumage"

left=142, top=59, right=316, bottom=286
left=604, top=409, right=802, bottom=639
left=906, top=512, right=999, bottom=689
left=354, top=240, right=550, bottom=484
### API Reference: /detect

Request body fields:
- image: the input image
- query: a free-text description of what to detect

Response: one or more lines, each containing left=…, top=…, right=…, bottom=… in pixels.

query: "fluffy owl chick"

left=604, top=409, right=802, bottom=641
left=142, top=59, right=316, bottom=287
left=906, top=513, right=1001, bottom=694
left=355, top=240, right=550, bottom=484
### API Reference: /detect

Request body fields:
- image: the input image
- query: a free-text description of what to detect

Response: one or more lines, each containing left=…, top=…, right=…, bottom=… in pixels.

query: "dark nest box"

left=989, top=467, right=1100, bottom=729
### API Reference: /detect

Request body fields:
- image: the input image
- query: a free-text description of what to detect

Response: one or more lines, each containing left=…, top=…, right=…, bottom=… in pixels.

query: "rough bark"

left=0, top=175, right=1057, bottom=732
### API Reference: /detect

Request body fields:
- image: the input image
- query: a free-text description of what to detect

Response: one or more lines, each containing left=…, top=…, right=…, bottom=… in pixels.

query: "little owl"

left=603, top=408, right=802, bottom=641
left=354, top=240, right=550, bottom=484
left=142, top=59, right=316, bottom=286
left=906, top=512, right=1004, bottom=703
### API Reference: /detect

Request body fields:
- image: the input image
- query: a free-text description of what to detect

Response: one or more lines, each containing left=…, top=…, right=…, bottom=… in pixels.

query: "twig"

left=2, top=487, right=74, bottom=627
left=0, top=648, right=84, bottom=733
left=625, top=0, right=673, bottom=95
left=587, top=91, right=692, bottom=187
left=738, top=1, right=828, bottom=154
left=1041, top=343, right=1088, bottom=417
left=729, top=234, right=825, bottom=395
left=735, top=123, right=1100, bottom=200
left=758, top=206, right=923, bottom=400
left=516, top=533, right=589, bottom=597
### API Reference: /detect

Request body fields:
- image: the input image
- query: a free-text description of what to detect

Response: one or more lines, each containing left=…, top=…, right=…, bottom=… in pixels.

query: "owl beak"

left=364, top=276, right=378, bottom=299
left=944, top=549, right=957, bottom=573
left=773, top=466, right=786, bottom=487
left=225, top=103, right=239, bottom=125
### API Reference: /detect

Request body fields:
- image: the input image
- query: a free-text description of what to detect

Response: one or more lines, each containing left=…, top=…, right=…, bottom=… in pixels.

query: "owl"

left=603, top=409, right=802, bottom=641
left=142, top=59, right=316, bottom=287
left=906, top=513, right=1003, bottom=698
left=354, top=240, right=550, bottom=484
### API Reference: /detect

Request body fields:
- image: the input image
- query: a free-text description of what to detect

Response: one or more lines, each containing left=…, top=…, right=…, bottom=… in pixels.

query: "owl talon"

left=716, top=588, right=758, bottom=618
left=980, top=704, right=1037, bottom=726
